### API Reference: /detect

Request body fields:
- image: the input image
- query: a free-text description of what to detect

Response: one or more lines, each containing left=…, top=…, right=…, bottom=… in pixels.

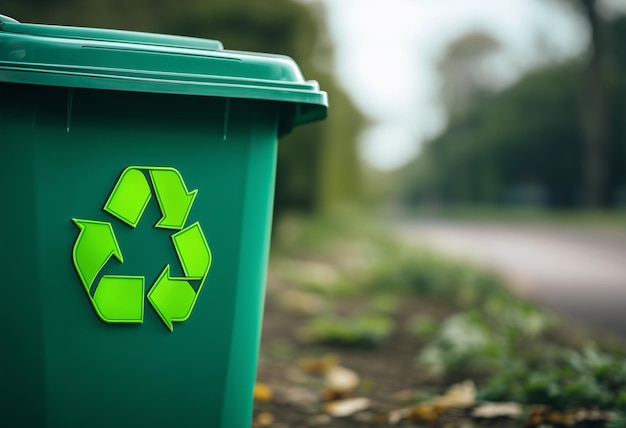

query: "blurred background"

left=5, top=1, right=626, bottom=425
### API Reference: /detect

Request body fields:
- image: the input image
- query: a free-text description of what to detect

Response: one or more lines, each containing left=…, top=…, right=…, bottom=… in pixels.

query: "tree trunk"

left=580, top=0, right=610, bottom=207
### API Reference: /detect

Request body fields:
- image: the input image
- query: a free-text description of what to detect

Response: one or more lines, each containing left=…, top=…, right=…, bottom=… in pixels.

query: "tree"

left=578, top=0, right=611, bottom=207
left=401, top=15, right=626, bottom=209
left=437, top=31, right=501, bottom=118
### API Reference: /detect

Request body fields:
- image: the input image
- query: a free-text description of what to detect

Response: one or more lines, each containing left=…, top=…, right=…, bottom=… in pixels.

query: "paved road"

left=397, top=220, right=626, bottom=339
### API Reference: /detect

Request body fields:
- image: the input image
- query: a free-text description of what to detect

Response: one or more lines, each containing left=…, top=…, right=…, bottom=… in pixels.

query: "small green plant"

left=479, top=345, right=626, bottom=412
left=417, top=310, right=508, bottom=377
left=415, top=296, right=554, bottom=378
left=306, top=314, right=394, bottom=347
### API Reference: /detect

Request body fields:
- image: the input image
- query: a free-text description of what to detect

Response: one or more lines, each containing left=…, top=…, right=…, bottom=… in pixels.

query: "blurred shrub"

left=417, top=310, right=507, bottom=377
left=416, top=303, right=554, bottom=379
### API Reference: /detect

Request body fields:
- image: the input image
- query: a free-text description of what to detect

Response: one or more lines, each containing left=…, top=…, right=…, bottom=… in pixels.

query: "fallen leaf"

left=401, top=380, right=476, bottom=424
left=252, top=412, right=274, bottom=427
left=298, top=353, right=338, bottom=374
left=253, top=383, right=273, bottom=402
left=324, top=397, right=371, bottom=417
left=434, top=380, right=475, bottom=408
left=324, top=365, right=360, bottom=393
left=409, top=403, right=440, bottom=424
left=388, top=407, right=412, bottom=425
left=472, top=402, right=522, bottom=419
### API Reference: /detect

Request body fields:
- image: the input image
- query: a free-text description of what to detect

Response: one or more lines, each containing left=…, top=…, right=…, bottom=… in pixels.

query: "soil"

left=253, top=282, right=516, bottom=428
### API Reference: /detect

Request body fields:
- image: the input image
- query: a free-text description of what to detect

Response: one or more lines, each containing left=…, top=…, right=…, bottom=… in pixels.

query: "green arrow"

left=147, top=265, right=196, bottom=331
left=172, top=222, right=211, bottom=279
left=149, top=223, right=211, bottom=331
left=93, top=275, right=144, bottom=323
left=150, top=168, right=197, bottom=230
left=103, top=167, right=152, bottom=228
left=72, top=219, right=123, bottom=293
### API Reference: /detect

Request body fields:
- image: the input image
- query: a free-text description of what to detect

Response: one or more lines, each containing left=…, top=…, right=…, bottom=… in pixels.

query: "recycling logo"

left=71, top=166, right=211, bottom=331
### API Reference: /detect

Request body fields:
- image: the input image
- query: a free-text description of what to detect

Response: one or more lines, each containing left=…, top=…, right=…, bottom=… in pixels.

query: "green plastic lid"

left=0, top=14, right=327, bottom=126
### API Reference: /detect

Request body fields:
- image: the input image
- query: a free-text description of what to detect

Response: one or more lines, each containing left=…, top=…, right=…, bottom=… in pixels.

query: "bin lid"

left=0, top=14, right=327, bottom=127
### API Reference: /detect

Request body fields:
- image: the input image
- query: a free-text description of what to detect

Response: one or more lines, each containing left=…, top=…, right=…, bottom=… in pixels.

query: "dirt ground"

left=252, top=286, right=600, bottom=428
left=254, top=290, right=452, bottom=427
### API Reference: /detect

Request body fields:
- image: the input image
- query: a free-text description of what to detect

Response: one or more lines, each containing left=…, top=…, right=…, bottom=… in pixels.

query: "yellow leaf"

left=253, top=412, right=274, bottom=427
left=253, top=383, right=273, bottom=402
left=388, top=407, right=412, bottom=425
left=410, top=403, right=440, bottom=423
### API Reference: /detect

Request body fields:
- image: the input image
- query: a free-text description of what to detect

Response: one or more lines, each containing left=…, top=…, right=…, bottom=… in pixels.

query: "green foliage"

left=415, top=302, right=554, bottom=378
left=306, top=314, right=394, bottom=348
left=484, top=295, right=553, bottom=339
left=480, top=345, right=626, bottom=411
left=412, top=281, right=554, bottom=377
left=306, top=294, right=399, bottom=346
left=417, top=311, right=508, bottom=377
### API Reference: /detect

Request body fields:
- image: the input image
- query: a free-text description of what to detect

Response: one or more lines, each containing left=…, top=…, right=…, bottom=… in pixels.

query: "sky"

left=321, top=0, right=623, bottom=171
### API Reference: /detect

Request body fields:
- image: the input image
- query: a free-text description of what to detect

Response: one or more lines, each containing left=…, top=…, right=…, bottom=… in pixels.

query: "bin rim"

left=0, top=14, right=328, bottom=126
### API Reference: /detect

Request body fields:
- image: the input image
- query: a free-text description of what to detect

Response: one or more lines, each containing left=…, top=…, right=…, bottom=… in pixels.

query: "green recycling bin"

left=0, top=14, right=327, bottom=428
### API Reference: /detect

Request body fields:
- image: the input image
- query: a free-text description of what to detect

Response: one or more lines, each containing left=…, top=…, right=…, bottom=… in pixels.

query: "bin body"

left=0, top=16, right=326, bottom=428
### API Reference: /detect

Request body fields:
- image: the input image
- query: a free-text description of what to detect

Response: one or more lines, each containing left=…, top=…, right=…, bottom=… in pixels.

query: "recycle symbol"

left=71, top=166, right=211, bottom=331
